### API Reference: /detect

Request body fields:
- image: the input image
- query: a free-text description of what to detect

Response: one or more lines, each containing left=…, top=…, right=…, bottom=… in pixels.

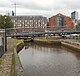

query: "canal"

left=18, top=43, right=80, bottom=76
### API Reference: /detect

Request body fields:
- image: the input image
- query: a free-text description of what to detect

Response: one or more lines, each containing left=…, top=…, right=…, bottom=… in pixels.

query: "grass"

left=0, top=52, right=6, bottom=65
left=7, top=38, right=23, bottom=51
left=7, top=38, right=23, bottom=46
left=10, top=52, right=15, bottom=76
left=0, top=59, right=2, bottom=65
left=34, top=37, right=62, bottom=41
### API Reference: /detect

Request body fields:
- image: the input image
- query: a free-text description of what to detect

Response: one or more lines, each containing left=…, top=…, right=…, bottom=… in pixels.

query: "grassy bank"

left=34, top=37, right=62, bottom=41
left=34, top=37, right=62, bottom=45
left=7, top=38, right=23, bottom=51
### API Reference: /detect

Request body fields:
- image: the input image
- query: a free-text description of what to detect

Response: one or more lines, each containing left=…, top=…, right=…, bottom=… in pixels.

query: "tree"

left=76, top=21, right=80, bottom=31
left=78, top=21, right=80, bottom=26
left=0, top=15, right=14, bottom=29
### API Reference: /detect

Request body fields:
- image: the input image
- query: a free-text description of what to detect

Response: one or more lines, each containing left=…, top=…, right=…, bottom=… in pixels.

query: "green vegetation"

left=77, top=21, right=80, bottom=31
left=0, top=59, right=2, bottom=65
left=0, top=15, right=13, bottom=29
left=10, top=52, right=15, bottom=76
left=7, top=38, right=23, bottom=51
left=34, top=37, right=62, bottom=41
left=0, top=53, right=6, bottom=65
left=78, top=21, right=80, bottom=26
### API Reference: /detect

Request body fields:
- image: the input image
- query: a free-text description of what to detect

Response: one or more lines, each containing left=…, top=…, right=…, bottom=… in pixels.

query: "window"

left=38, top=24, right=40, bottom=27
left=55, top=16, right=64, bottom=27
left=25, top=24, right=27, bottom=27
left=25, top=20, right=27, bottom=22
left=27, top=22, right=29, bottom=24
left=19, top=20, right=21, bottom=22
left=30, top=20, right=32, bottom=22
left=38, top=20, right=40, bottom=22
left=36, top=22, right=37, bottom=24
left=43, top=22, right=44, bottom=24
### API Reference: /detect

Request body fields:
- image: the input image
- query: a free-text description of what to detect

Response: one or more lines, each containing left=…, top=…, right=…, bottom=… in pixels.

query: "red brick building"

left=48, top=13, right=73, bottom=29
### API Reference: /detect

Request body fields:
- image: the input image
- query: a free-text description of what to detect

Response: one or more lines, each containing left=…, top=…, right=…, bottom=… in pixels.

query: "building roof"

left=10, top=16, right=47, bottom=20
left=50, top=13, right=70, bottom=18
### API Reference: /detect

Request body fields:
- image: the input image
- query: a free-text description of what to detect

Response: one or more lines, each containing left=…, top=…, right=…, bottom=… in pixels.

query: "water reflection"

left=18, top=43, right=80, bottom=76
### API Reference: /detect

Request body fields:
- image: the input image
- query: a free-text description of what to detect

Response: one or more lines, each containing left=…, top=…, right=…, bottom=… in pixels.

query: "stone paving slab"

left=0, top=52, right=12, bottom=76
left=0, top=38, right=24, bottom=76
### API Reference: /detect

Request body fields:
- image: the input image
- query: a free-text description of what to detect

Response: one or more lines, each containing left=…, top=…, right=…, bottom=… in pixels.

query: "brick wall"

left=48, top=13, right=73, bottom=28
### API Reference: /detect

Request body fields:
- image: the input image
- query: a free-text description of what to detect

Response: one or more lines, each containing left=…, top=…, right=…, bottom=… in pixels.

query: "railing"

left=0, top=27, right=76, bottom=37
left=1, top=27, right=74, bottom=35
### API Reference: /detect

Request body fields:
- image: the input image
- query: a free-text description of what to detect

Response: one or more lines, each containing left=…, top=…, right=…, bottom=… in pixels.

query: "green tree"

left=0, top=15, right=13, bottom=29
left=76, top=21, right=80, bottom=31
left=78, top=21, right=80, bottom=26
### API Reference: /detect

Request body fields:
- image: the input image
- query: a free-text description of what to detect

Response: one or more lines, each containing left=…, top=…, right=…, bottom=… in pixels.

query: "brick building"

left=48, top=13, right=73, bottom=31
left=11, top=16, right=47, bottom=29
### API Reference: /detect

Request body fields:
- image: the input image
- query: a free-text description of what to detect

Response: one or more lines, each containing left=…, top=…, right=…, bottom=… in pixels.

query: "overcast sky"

left=0, top=0, right=80, bottom=18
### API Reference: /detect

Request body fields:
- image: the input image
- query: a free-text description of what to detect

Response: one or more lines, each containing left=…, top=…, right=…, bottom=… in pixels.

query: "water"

left=18, top=43, right=80, bottom=76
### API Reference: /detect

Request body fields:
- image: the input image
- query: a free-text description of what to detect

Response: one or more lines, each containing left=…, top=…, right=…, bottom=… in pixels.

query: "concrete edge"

left=61, top=42, right=80, bottom=52
left=34, top=39, right=61, bottom=45
left=34, top=39, right=80, bottom=52
left=14, top=43, right=27, bottom=76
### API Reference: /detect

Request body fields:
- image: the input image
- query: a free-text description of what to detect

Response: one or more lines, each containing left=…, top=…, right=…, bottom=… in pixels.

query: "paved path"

left=0, top=52, right=12, bottom=76
left=0, top=38, right=25, bottom=76
left=0, top=38, right=17, bottom=76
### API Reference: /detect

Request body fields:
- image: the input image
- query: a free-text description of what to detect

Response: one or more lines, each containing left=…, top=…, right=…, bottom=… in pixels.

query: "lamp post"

left=4, top=16, right=7, bottom=52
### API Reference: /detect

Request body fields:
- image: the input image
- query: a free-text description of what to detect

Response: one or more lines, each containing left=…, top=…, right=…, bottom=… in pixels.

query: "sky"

left=0, top=0, right=80, bottom=18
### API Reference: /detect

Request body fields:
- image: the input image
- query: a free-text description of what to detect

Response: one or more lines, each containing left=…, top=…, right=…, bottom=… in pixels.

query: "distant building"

left=48, top=13, right=73, bottom=31
left=11, top=16, right=47, bottom=29
left=71, top=11, right=78, bottom=30
left=71, top=11, right=78, bottom=20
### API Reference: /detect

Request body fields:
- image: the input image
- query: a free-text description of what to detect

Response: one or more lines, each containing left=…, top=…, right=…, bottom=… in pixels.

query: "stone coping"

left=61, top=39, right=80, bottom=51
left=14, top=49, right=27, bottom=76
